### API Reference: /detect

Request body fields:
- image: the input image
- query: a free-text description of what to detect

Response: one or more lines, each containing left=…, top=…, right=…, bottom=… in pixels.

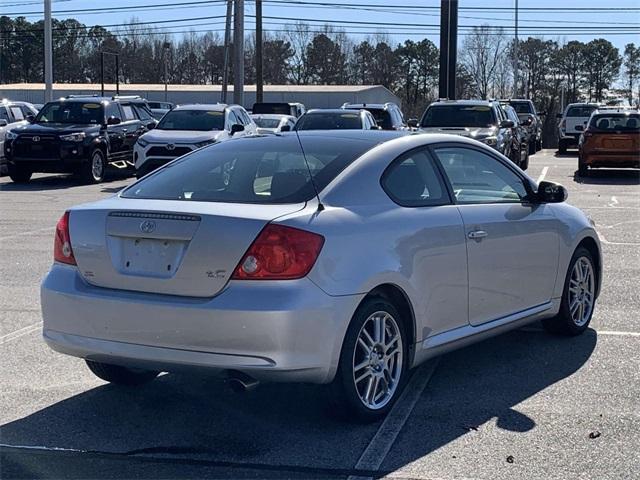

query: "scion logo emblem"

left=33, top=136, right=40, bottom=142
left=139, top=220, right=156, bottom=233
left=166, top=143, right=175, bottom=151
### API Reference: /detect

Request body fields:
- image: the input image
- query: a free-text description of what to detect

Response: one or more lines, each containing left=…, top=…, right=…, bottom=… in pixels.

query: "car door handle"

left=468, top=230, right=488, bottom=240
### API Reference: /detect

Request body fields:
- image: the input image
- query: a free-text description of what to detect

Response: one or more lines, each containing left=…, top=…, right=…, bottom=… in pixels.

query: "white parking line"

left=349, top=358, right=440, bottom=480
left=536, top=166, right=549, bottom=184
left=0, top=322, right=42, bottom=345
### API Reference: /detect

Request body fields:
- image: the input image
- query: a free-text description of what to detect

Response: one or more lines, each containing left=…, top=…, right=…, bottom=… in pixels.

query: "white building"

left=0, top=83, right=401, bottom=110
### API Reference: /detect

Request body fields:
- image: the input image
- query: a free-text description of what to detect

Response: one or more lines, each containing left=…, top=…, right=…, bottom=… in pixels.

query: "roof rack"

left=112, top=95, right=142, bottom=100
left=64, top=94, right=101, bottom=99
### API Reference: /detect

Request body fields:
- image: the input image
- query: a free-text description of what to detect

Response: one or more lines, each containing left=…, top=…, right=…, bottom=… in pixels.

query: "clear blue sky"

left=2, top=0, right=639, bottom=52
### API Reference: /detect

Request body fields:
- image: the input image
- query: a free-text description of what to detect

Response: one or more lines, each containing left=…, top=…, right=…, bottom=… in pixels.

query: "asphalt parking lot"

left=1, top=150, right=639, bottom=479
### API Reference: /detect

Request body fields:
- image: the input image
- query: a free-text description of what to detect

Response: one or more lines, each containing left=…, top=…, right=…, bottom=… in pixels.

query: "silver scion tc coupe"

left=41, top=131, right=602, bottom=421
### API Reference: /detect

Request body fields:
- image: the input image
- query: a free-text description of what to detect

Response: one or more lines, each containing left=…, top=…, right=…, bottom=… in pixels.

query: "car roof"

left=250, top=113, right=295, bottom=119
left=306, top=108, right=366, bottom=114
left=343, top=103, right=392, bottom=109
left=566, top=102, right=600, bottom=107
left=172, top=104, right=231, bottom=111
left=431, top=99, right=495, bottom=106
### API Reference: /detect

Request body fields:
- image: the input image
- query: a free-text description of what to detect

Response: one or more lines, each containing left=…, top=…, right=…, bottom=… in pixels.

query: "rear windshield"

left=296, top=112, right=362, bottom=130
left=122, top=135, right=376, bottom=204
left=366, top=109, right=392, bottom=129
left=509, top=101, right=533, bottom=114
left=421, top=105, right=496, bottom=128
left=35, top=101, right=103, bottom=124
left=252, top=103, right=292, bottom=115
left=589, top=114, right=640, bottom=132
left=567, top=106, right=597, bottom=117
left=157, top=109, right=225, bottom=131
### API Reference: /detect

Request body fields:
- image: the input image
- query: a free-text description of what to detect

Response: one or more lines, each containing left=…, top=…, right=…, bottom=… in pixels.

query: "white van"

left=557, top=103, right=599, bottom=153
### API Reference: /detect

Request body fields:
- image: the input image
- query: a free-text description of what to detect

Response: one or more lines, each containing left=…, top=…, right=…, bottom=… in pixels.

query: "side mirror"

left=146, top=122, right=156, bottom=130
left=0, top=119, right=8, bottom=127
left=370, top=125, right=380, bottom=130
left=537, top=180, right=568, bottom=203
left=556, top=113, right=563, bottom=119
left=280, top=125, right=291, bottom=132
left=26, top=115, right=35, bottom=123
left=407, top=118, right=419, bottom=128
left=230, top=123, right=244, bottom=135
left=107, top=116, right=121, bottom=126
left=500, top=119, right=515, bottom=128
left=575, top=125, right=584, bottom=131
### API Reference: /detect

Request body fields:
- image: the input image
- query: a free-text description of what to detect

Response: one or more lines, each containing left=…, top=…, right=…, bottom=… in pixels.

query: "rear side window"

left=567, top=106, right=597, bottom=117
left=10, top=106, right=24, bottom=121
left=0, top=107, right=10, bottom=122
left=122, top=135, right=377, bottom=204
left=106, top=103, right=121, bottom=120
left=590, top=114, right=640, bottom=132
left=133, top=104, right=154, bottom=121
left=121, top=105, right=136, bottom=121
left=368, top=109, right=392, bottom=129
left=382, top=149, right=449, bottom=207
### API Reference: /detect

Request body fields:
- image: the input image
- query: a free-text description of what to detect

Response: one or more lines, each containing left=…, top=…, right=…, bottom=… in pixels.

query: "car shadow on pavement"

left=0, top=173, right=132, bottom=192
left=0, top=329, right=597, bottom=479
left=573, top=169, right=640, bottom=185
left=554, top=151, right=578, bottom=158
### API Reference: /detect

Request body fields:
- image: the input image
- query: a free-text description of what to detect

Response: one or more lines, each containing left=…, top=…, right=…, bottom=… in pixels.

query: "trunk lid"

left=68, top=196, right=305, bottom=297
left=587, top=132, right=639, bottom=152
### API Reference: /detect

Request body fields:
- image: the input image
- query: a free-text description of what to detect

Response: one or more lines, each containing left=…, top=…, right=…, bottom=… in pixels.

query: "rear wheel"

left=536, top=138, right=542, bottom=151
left=329, top=297, right=408, bottom=422
left=528, top=138, right=536, bottom=155
left=559, top=140, right=567, bottom=155
left=578, top=155, right=588, bottom=176
left=542, top=247, right=597, bottom=336
left=521, top=147, right=530, bottom=170
left=80, top=149, right=106, bottom=184
left=86, top=360, right=159, bottom=386
left=8, top=164, right=32, bottom=183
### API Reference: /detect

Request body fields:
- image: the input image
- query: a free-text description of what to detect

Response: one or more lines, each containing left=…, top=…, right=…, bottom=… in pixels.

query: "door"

left=381, top=147, right=468, bottom=336
left=105, top=103, right=127, bottom=164
left=118, top=103, right=142, bottom=162
left=433, top=145, right=560, bottom=326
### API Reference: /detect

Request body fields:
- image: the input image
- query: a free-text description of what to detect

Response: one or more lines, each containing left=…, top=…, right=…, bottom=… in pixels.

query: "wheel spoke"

left=361, top=329, right=375, bottom=349
left=355, top=369, right=371, bottom=384
left=354, top=359, right=369, bottom=372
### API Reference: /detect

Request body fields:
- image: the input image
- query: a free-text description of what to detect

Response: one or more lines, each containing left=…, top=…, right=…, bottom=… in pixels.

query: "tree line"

left=1, top=16, right=639, bottom=144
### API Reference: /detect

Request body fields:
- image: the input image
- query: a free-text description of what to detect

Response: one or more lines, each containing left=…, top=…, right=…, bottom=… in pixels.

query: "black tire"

left=559, top=140, right=567, bottom=155
left=542, top=247, right=597, bottom=336
left=528, top=138, right=536, bottom=155
left=80, top=149, right=106, bottom=184
left=8, top=164, right=32, bottom=183
left=86, top=360, right=159, bottom=386
left=578, top=155, right=588, bottom=176
left=521, top=148, right=529, bottom=170
left=328, top=297, right=409, bottom=423
left=536, top=139, right=542, bottom=151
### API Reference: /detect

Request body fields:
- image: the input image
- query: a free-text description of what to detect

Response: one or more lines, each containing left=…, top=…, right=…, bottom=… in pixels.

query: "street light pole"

left=44, top=0, right=53, bottom=102
left=233, top=0, right=244, bottom=106
left=513, top=0, right=519, bottom=97
left=256, top=0, right=263, bottom=103
left=163, top=41, right=171, bottom=102
left=221, top=0, right=232, bottom=103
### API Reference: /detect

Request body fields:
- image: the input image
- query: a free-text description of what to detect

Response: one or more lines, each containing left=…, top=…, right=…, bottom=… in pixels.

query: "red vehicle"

left=578, top=110, right=640, bottom=175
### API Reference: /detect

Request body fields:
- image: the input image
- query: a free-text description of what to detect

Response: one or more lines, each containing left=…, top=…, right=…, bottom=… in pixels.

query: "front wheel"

left=8, top=164, right=32, bottom=183
left=80, top=149, right=106, bottom=184
left=536, top=138, right=542, bottom=151
left=86, top=360, right=160, bottom=386
left=542, top=247, right=597, bottom=336
left=559, top=140, right=567, bottom=155
left=329, top=297, right=408, bottom=422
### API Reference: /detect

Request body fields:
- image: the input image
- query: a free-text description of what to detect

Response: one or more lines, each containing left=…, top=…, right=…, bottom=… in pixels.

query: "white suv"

left=0, top=100, right=39, bottom=176
left=557, top=103, right=599, bottom=153
left=134, top=104, right=256, bottom=177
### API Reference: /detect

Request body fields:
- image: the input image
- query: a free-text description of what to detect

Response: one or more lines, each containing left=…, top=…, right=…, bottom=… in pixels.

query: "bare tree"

left=285, top=21, right=312, bottom=85
left=461, top=25, right=506, bottom=99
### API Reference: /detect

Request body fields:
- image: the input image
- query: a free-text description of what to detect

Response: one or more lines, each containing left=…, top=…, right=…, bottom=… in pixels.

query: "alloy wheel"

left=91, top=151, right=104, bottom=180
left=352, top=310, right=403, bottom=410
left=568, top=256, right=595, bottom=327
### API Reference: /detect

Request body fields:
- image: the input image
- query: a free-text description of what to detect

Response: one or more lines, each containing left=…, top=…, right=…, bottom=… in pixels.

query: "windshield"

left=589, top=114, right=640, bottom=132
left=35, top=101, right=103, bottom=124
left=421, top=105, right=496, bottom=128
left=157, top=110, right=225, bottom=131
left=253, top=117, right=282, bottom=128
left=296, top=112, right=362, bottom=130
left=364, top=109, right=391, bottom=129
left=122, top=135, right=376, bottom=204
left=509, top=102, right=533, bottom=114
left=567, top=106, right=597, bottom=117
left=253, top=103, right=292, bottom=115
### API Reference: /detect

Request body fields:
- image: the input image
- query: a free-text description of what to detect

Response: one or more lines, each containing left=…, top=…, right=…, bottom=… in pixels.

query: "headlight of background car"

left=195, top=139, right=216, bottom=148
left=59, top=132, right=86, bottom=142
left=5, top=130, right=18, bottom=140
left=137, top=138, right=150, bottom=148
left=481, top=136, right=497, bottom=146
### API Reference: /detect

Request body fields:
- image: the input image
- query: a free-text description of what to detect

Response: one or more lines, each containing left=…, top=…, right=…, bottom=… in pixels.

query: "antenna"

left=294, top=131, right=325, bottom=212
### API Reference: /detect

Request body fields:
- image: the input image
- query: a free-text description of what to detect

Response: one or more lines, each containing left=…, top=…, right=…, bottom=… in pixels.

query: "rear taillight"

left=232, top=224, right=324, bottom=280
left=53, top=211, right=76, bottom=265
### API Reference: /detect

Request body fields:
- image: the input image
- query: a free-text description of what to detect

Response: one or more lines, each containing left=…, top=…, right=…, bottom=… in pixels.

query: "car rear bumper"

left=582, top=152, right=640, bottom=168
left=41, top=264, right=363, bottom=383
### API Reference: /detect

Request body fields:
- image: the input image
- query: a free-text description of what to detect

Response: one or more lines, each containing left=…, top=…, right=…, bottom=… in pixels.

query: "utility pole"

left=513, top=0, right=519, bottom=97
left=163, top=41, right=171, bottom=102
left=233, top=0, right=244, bottom=106
left=256, top=0, right=263, bottom=103
left=438, top=0, right=458, bottom=99
left=221, top=0, right=232, bottom=103
left=44, top=0, right=53, bottom=102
